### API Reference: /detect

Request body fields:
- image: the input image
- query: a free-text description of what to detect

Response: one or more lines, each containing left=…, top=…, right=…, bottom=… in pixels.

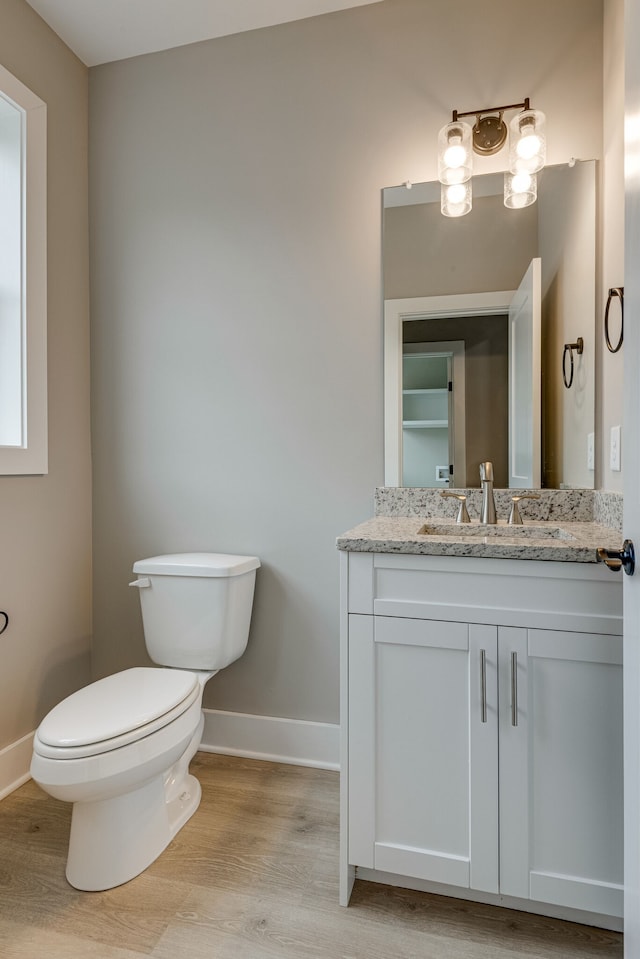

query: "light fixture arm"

left=451, top=98, right=530, bottom=123
left=450, top=99, right=534, bottom=157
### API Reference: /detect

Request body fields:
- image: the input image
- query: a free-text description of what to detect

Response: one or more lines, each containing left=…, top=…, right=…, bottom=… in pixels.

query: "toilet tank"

left=131, top=553, right=260, bottom=670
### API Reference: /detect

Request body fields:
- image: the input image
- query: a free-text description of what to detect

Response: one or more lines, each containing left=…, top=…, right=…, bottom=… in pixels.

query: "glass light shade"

left=509, top=109, right=546, bottom=174
left=441, top=180, right=472, bottom=217
left=438, top=121, right=473, bottom=185
left=504, top=170, right=537, bottom=209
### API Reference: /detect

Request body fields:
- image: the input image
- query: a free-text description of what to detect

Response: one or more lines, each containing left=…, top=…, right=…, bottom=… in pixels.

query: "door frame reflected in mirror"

left=384, top=291, right=514, bottom=486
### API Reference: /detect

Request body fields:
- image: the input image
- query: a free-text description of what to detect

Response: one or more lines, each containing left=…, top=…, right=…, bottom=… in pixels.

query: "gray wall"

left=539, top=162, right=596, bottom=490
left=601, top=0, right=624, bottom=491
left=384, top=194, right=539, bottom=300
left=0, top=0, right=91, bottom=748
left=89, top=0, right=604, bottom=723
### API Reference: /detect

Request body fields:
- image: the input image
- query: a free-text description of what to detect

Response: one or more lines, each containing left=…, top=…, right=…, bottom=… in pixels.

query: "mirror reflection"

left=383, top=161, right=596, bottom=490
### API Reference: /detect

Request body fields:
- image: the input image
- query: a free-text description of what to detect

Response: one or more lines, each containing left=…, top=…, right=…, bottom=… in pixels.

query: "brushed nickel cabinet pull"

left=480, top=649, right=487, bottom=723
left=511, top=651, right=518, bottom=727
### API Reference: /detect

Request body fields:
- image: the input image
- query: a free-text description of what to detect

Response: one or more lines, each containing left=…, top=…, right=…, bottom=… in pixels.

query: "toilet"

left=30, top=551, right=260, bottom=891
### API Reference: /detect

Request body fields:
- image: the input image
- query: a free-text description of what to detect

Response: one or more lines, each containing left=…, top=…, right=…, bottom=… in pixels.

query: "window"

left=0, top=65, right=46, bottom=474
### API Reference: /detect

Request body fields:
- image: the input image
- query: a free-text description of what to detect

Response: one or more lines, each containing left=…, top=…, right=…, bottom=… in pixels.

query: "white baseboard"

left=200, top=708, right=340, bottom=770
left=0, top=731, right=34, bottom=800
left=0, top=711, right=339, bottom=803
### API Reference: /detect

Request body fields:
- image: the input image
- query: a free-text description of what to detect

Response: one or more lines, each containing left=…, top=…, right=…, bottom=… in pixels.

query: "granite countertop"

left=336, top=515, right=623, bottom=563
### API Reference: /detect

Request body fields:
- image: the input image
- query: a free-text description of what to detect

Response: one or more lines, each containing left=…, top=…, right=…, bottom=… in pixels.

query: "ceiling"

left=24, top=0, right=383, bottom=67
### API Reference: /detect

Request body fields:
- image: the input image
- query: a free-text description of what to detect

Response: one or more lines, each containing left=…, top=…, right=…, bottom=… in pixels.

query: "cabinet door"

left=348, top=613, right=499, bottom=893
left=499, top=627, right=623, bottom=918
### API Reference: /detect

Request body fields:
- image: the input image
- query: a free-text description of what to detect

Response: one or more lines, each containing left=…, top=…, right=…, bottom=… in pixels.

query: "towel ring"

left=0, top=612, right=8, bottom=635
left=605, top=287, right=624, bottom=353
left=562, top=337, right=583, bottom=389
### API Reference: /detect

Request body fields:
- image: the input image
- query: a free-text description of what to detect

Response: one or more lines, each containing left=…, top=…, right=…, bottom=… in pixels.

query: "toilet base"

left=66, top=770, right=202, bottom=891
left=32, top=685, right=210, bottom=891
left=64, top=712, right=205, bottom=891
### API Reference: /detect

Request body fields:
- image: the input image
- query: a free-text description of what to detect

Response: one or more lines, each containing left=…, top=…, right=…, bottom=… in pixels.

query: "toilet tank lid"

left=133, top=552, right=261, bottom=577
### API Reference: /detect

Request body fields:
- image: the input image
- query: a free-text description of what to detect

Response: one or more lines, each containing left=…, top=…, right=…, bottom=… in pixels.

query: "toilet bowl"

left=30, top=552, right=260, bottom=891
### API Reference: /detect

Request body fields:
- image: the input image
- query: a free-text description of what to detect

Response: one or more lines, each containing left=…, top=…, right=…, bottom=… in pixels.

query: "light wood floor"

left=0, top=752, right=623, bottom=958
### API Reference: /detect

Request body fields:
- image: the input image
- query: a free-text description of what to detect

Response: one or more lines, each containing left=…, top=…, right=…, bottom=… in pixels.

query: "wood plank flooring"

left=0, top=753, right=623, bottom=958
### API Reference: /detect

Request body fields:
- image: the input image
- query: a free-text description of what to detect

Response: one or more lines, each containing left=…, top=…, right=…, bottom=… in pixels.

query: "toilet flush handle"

left=129, top=577, right=151, bottom=588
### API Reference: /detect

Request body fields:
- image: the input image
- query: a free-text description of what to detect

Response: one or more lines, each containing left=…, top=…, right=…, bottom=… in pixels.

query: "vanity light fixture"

left=437, top=98, right=546, bottom=217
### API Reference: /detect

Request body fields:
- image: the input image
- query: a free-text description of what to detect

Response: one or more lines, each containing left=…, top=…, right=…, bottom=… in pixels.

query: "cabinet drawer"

left=347, top=552, right=622, bottom=634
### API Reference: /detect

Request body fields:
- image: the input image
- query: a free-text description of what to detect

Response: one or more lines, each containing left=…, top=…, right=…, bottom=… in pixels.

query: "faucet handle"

left=508, top=493, right=541, bottom=525
left=440, top=491, right=471, bottom=524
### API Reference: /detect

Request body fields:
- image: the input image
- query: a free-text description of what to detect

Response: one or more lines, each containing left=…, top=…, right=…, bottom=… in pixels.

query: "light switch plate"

left=610, top=425, right=621, bottom=471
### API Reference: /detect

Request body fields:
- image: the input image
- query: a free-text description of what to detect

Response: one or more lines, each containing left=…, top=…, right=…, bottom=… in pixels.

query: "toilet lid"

left=133, top=552, right=260, bottom=577
left=37, top=667, right=200, bottom=749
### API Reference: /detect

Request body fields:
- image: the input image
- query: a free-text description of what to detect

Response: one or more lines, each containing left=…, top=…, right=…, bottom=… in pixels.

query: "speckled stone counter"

left=337, top=489, right=623, bottom=563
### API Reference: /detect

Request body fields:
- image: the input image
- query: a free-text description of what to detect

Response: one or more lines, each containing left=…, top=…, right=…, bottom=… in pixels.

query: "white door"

left=347, top=614, right=499, bottom=893
left=508, top=258, right=541, bottom=488
left=624, top=0, right=640, bottom=949
left=499, top=627, right=623, bottom=918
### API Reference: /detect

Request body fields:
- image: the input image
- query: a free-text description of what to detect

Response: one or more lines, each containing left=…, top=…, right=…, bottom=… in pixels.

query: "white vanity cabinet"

left=339, top=551, right=623, bottom=928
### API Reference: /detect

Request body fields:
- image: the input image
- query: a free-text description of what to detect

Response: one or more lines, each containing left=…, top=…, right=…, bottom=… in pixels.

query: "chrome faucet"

left=479, top=462, right=497, bottom=524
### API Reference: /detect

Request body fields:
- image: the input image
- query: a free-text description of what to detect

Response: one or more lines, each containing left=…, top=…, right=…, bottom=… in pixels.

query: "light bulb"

left=446, top=183, right=467, bottom=205
left=511, top=171, right=533, bottom=193
left=444, top=136, right=467, bottom=171
left=517, top=127, right=542, bottom=161
left=504, top=170, right=537, bottom=209
left=441, top=180, right=472, bottom=217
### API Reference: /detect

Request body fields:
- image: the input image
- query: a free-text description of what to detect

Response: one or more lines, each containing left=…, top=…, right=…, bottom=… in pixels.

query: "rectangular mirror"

left=383, top=160, right=596, bottom=490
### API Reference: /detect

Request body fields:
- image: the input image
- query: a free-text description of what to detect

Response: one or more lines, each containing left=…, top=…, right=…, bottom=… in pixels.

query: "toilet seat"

left=34, top=667, right=200, bottom=760
left=31, top=695, right=204, bottom=803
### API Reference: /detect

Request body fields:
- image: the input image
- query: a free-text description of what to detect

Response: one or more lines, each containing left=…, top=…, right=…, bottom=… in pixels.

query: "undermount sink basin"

left=417, top=522, right=576, bottom=541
